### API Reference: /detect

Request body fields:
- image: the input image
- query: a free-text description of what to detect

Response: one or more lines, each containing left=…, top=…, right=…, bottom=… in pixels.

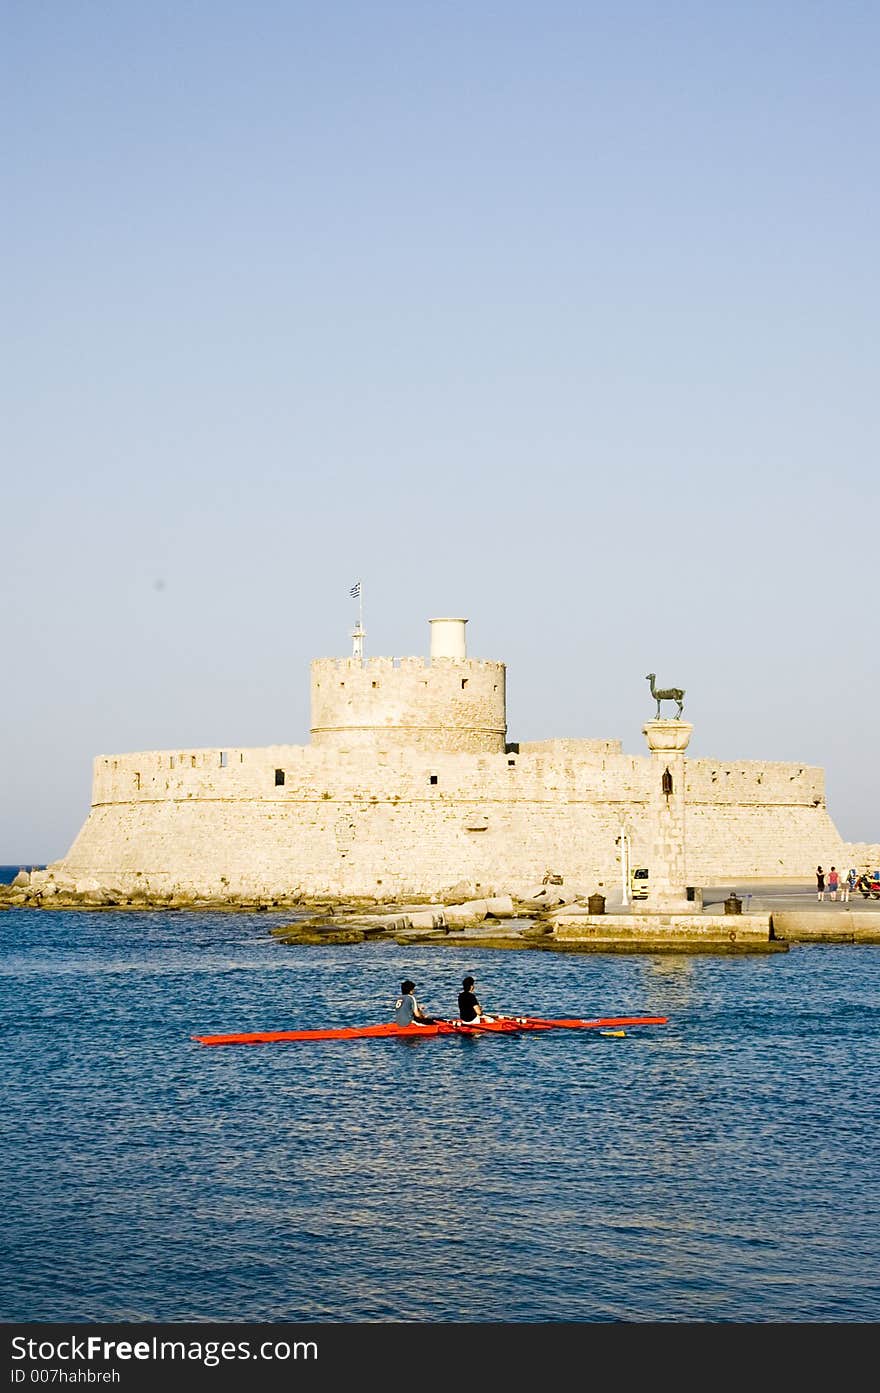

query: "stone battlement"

left=55, top=617, right=875, bottom=901
left=312, top=655, right=504, bottom=673
left=310, top=653, right=506, bottom=753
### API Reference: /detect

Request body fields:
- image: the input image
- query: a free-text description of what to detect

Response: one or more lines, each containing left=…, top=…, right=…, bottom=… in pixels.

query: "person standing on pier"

left=816, top=866, right=825, bottom=901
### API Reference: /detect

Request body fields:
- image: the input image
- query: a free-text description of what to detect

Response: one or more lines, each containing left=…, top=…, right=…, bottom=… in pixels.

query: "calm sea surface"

left=2, top=901, right=879, bottom=1323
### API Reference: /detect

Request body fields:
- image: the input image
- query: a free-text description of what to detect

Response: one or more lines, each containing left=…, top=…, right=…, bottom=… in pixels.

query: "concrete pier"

left=552, top=911, right=780, bottom=950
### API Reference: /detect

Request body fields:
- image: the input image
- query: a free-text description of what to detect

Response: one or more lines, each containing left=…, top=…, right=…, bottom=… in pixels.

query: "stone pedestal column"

left=642, top=719, right=694, bottom=912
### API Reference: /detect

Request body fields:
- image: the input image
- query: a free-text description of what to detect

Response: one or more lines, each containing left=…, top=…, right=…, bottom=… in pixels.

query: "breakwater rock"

left=270, top=896, right=522, bottom=944
left=7, top=871, right=877, bottom=952
left=0, top=869, right=526, bottom=920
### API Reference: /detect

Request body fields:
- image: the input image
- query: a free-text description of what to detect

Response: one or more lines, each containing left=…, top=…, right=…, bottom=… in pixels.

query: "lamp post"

left=619, top=823, right=631, bottom=907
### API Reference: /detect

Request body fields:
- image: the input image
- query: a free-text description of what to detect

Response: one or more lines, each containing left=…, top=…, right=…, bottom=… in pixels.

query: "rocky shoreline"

left=0, top=870, right=561, bottom=937
left=0, top=868, right=554, bottom=919
left=4, top=868, right=879, bottom=951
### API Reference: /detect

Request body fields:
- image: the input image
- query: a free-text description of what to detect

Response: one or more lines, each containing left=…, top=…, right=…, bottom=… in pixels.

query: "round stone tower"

left=309, top=618, right=507, bottom=754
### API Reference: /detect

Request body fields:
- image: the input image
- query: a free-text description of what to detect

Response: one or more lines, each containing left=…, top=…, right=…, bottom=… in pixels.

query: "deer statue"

left=646, top=673, right=685, bottom=720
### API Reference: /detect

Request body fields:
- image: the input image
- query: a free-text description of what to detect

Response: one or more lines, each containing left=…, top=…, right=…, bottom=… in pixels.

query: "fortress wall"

left=90, top=743, right=828, bottom=812
left=309, top=656, right=506, bottom=753
left=62, top=800, right=348, bottom=896
left=518, top=739, right=623, bottom=759
left=62, top=741, right=847, bottom=897
left=678, top=760, right=844, bottom=879
left=844, top=843, right=880, bottom=871
left=90, top=745, right=316, bottom=805
left=685, top=759, right=825, bottom=806
left=61, top=791, right=638, bottom=898
left=89, top=742, right=654, bottom=809
left=55, top=594, right=878, bottom=902
left=681, top=804, right=846, bottom=881
left=62, top=789, right=842, bottom=899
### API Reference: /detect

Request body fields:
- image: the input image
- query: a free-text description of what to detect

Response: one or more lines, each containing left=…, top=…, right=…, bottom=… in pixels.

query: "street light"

left=618, top=823, right=631, bottom=907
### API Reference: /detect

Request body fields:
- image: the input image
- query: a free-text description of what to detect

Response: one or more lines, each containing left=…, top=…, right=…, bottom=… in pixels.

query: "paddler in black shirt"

left=457, top=975, right=494, bottom=1024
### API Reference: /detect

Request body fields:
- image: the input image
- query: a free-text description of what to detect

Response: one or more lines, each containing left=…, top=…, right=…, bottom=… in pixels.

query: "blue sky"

left=3, top=1, right=878, bottom=861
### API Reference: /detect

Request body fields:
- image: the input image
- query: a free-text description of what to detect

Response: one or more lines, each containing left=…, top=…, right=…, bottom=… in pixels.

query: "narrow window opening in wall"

left=191, top=755, right=196, bottom=768
left=461, top=678, right=468, bottom=689
left=429, top=774, right=438, bottom=785
left=275, top=769, right=285, bottom=786
left=112, top=760, right=118, bottom=771
left=508, top=758, right=516, bottom=767
left=372, top=680, right=379, bottom=688
left=134, top=772, right=141, bottom=790
left=340, top=681, right=345, bottom=688
left=220, top=751, right=228, bottom=768
left=240, top=753, right=244, bottom=762
left=170, top=756, right=175, bottom=769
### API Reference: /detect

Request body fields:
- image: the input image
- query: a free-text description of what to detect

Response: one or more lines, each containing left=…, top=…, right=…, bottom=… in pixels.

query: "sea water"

left=1, top=906, right=878, bottom=1323
left=0, top=865, right=44, bottom=883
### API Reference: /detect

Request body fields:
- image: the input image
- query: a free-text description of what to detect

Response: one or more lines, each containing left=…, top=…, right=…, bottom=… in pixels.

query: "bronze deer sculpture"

left=646, top=673, right=684, bottom=719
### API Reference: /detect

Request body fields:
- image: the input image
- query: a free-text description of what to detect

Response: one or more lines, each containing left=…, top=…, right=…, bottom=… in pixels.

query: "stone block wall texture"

left=56, top=630, right=874, bottom=898
left=309, top=656, right=507, bottom=753
left=60, top=739, right=858, bottom=899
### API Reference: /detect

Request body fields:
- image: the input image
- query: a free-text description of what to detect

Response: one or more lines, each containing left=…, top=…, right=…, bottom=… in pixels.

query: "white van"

left=630, top=867, right=650, bottom=900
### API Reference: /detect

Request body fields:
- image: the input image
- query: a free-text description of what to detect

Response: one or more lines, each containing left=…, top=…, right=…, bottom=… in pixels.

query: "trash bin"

left=587, top=893, right=606, bottom=915
left=724, top=892, right=742, bottom=915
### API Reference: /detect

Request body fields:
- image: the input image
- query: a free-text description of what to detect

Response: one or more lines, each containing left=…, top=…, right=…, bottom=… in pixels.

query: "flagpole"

left=350, top=580, right=365, bottom=661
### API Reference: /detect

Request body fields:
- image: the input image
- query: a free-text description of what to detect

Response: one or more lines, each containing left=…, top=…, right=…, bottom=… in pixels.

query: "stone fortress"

left=52, top=616, right=878, bottom=906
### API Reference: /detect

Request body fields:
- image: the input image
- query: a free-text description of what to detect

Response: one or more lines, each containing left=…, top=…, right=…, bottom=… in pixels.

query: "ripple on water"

left=1, top=912, right=879, bottom=1321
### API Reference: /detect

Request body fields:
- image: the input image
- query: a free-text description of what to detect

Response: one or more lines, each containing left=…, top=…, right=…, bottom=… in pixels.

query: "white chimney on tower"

left=429, top=618, right=467, bottom=660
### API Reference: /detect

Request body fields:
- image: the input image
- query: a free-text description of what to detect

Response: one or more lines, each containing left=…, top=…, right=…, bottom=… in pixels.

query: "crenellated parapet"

left=685, top=759, right=825, bottom=806
left=309, top=654, right=507, bottom=754
left=55, top=613, right=872, bottom=898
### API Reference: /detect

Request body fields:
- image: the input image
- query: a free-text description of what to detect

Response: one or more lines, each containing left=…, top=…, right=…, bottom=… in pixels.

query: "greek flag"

left=350, top=581, right=361, bottom=599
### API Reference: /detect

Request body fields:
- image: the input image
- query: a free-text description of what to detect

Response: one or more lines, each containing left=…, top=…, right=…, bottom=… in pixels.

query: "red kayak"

left=192, top=1014, right=668, bottom=1046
